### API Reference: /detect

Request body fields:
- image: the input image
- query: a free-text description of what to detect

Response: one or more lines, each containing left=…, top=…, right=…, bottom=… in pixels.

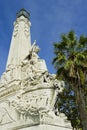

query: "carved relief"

left=10, top=75, right=64, bottom=121
left=13, top=22, right=19, bottom=37
left=0, top=102, right=16, bottom=125
left=24, top=23, right=29, bottom=37
left=21, top=63, right=33, bottom=80
left=10, top=95, right=39, bottom=120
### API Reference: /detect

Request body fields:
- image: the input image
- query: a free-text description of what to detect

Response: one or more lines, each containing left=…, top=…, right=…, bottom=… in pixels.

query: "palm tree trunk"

left=76, top=87, right=87, bottom=130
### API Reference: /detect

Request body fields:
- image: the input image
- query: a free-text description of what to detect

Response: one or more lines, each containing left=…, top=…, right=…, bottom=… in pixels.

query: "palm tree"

left=53, top=31, right=87, bottom=130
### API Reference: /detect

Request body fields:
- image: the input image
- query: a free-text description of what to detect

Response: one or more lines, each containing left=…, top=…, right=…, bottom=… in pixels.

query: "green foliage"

left=55, top=84, right=82, bottom=129
left=53, top=31, right=87, bottom=129
left=53, top=30, right=87, bottom=85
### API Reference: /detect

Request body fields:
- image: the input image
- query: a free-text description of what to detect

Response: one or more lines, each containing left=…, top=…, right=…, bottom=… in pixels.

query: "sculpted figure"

left=25, top=40, right=40, bottom=61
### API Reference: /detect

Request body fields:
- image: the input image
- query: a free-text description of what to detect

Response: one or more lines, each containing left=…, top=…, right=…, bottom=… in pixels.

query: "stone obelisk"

left=6, top=9, right=31, bottom=68
left=0, top=9, right=72, bottom=130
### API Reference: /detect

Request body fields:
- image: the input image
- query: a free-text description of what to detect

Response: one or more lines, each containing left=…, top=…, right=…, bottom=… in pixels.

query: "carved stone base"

left=8, top=125, right=72, bottom=130
left=20, top=125, right=72, bottom=130
left=0, top=110, right=72, bottom=130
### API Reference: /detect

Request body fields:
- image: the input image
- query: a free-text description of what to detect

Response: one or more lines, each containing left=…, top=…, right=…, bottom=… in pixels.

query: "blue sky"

left=0, top=0, right=87, bottom=76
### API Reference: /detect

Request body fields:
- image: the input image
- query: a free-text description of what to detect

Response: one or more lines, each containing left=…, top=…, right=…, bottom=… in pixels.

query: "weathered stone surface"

left=0, top=9, right=72, bottom=130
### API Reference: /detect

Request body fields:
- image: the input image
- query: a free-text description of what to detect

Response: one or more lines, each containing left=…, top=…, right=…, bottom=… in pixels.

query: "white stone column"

left=6, top=9, right=31, bottom=69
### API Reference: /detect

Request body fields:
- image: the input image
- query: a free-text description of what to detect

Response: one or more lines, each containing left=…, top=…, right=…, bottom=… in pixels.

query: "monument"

left=0, top=9, right=72, bottom=130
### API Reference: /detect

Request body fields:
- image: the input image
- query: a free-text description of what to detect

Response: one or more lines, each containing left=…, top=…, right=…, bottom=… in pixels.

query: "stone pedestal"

left=19, top=125, right=72, bottom=130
